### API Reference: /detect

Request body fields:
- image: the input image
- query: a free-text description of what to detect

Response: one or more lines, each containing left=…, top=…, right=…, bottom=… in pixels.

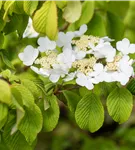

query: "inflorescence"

left=19, top=24, right=135, bottom=90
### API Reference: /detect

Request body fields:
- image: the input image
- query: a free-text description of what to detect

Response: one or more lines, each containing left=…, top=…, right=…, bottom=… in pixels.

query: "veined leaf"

left=127, top=78, right=135, bottom=95
left=3, top=115, right=32, bottom=150
left=11, top=84, right=34, bottom=107
left=0, top=9, right=5, bottom=31
left=63, top=90, right=81, bottom=112
left=0, top=49, right=15, bottom=70
left=0, top=103, right=8, bottom=130
left=33, top=1, right=57, bottom=40
left=107, top=87, right=133, bottom=124
left=10, top=1, right=25, bottom=14
left=3, top=1, right=15, bottom=21
left=75, top=93, right=104, bottom=132
left=18, top=104, right=43, bottom=145
left=21, top=79, right=41, bottom=100
left=0, top=79, right=11, bottom=105
left=63, top=1, right=82, bottom=23
left=42, top=95, right=60, bottom=132
left=75, top=1, right=94, bottom=28
left=23, top=1, right=38, bottom=16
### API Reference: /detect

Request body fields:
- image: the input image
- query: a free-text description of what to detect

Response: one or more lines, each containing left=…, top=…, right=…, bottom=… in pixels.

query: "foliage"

left=0, top=1, right=134, bottom=150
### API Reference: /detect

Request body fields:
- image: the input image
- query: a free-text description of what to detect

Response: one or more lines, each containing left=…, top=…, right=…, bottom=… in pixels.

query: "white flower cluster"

left=19, top=25, right=135, bottom=90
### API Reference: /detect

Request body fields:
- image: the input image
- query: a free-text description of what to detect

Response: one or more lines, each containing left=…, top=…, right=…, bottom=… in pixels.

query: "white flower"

left=90, top=42, right=116, bottom=62
left=76, top=72, right=94, bottom=90
left=100, top=36, right=114, bottom=43
left=56, top=32, right=74, bottom=49
left=116, top=38, right=135, bottom=55
left=23, top=18, right=39, bottom=38
left=73, top=47, right=86, bottom=60
left=19, top=45, right=39, bottom=66
left=74, top=24, right=87, bottom=37
left=64, top=72, right=76, bottom=82
left=88, top=63, right=104, bottom=83
left=49, top=64, right=69, bottom=83
left=30, top=66, right=50, bottom=76
left=37, top=36, right=56, bottom=52
left=113, top=55, right=134, bottom=85
left=57, top=48, right=76, bottom=68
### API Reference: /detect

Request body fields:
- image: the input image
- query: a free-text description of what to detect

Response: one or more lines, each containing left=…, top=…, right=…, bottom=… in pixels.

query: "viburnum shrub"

left=0, top=1, right=135, bottom=150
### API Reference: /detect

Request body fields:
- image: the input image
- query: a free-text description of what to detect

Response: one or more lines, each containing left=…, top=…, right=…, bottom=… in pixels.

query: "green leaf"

left=11, top=84, right=34, bottom=107
left=0, top=103, right=8, bottom=130
left=127, top=79, right=135, bottom=95
left=3, top=115, right=32, bottom=150
left=18, top=104, right=43, bottom=145
left=0, top=9, right=5, bottom=31
left=107, top=87, right=133, bottom=124
left=75, top=93, right=104, bottom=132
left=33, top=1, right=58, bottom=40
left=3, top=1, right=15, bottom=21
left=93, top=82, right=116, bottom=98
left=107, top=12, right=124, bottom=41
left=79, top=87, right=91, bottom=97
left=56, top=1, right=67, bottom=9
left=3, top=14, right=28, bottom=37
left=23, top=1, right=38, bottom=16
left=10, top=1, right=25, bottom=14
left=11, top=96, right=25, bottom=134
left=42, top=95, right=60, bottom=132
left=0, top=1, right=2, bottom=10
left=63, top=90, right=81, bottom=112
left=21, top=79, right=41, bottom=100
left=0, top=50, right=15, bottom=70
left=0, top=79, right=11, bottom=105
left=86, top=13, right=106, bottom=36
left=0, top=32, right=4, bottom=49
left=75, top=1, right=94, bottom=28
left=63, top=1, right=82, bottom=23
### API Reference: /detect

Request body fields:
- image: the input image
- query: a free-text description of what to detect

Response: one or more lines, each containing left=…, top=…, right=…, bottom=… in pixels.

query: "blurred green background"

left=1, top=1, right=135, bottom=150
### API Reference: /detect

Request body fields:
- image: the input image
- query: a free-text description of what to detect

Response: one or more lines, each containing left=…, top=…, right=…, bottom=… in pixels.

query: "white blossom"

left=19, top=45, right=39, bottom=66
left=57, top=48, right=76, bottom=68
left=76, top=72, right=94, bottom=90
left=30, top=66, right=50, bottom=76
left=23, top=18, right=39, bottom=38
left=49, top=64, right=69, bottom=83
left=74, top=24, right=87, bottom=37
left=38, top=36, right=56, bottom=52
left=116, top=38, right=135, bottom=55
left=56, top=31, right=74, bottom=49
left=90, top=41, right=116, bottom=62
left=64, top=72, right=76, bottom=82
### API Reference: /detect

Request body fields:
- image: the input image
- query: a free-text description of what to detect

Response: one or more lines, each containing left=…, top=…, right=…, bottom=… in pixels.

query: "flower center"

left=72, top=57, right=97, bottom=75
left=72, top=35, right=99, bottom=51
left=35, top=51, right=57, bottom=69
left=106, top=55, right=122, bottom=71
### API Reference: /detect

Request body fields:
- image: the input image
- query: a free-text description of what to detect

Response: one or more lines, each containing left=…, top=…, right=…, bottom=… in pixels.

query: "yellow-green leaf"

left=0, top=103, right=8, bottom=130
left=23, top=1, right=38, bottom=16
left=3, top=0, right=15, bottom=21
left=0, top=79, right=11, bottom=105
left=33, top=1, right=58, bottom=40
left=107, top=87, right=133, bottom=124
left=63, top=1, right=82, bottom=23
left=75, top=1, right=94, bottom=28
left=0, top=1, right=3, bottom=10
